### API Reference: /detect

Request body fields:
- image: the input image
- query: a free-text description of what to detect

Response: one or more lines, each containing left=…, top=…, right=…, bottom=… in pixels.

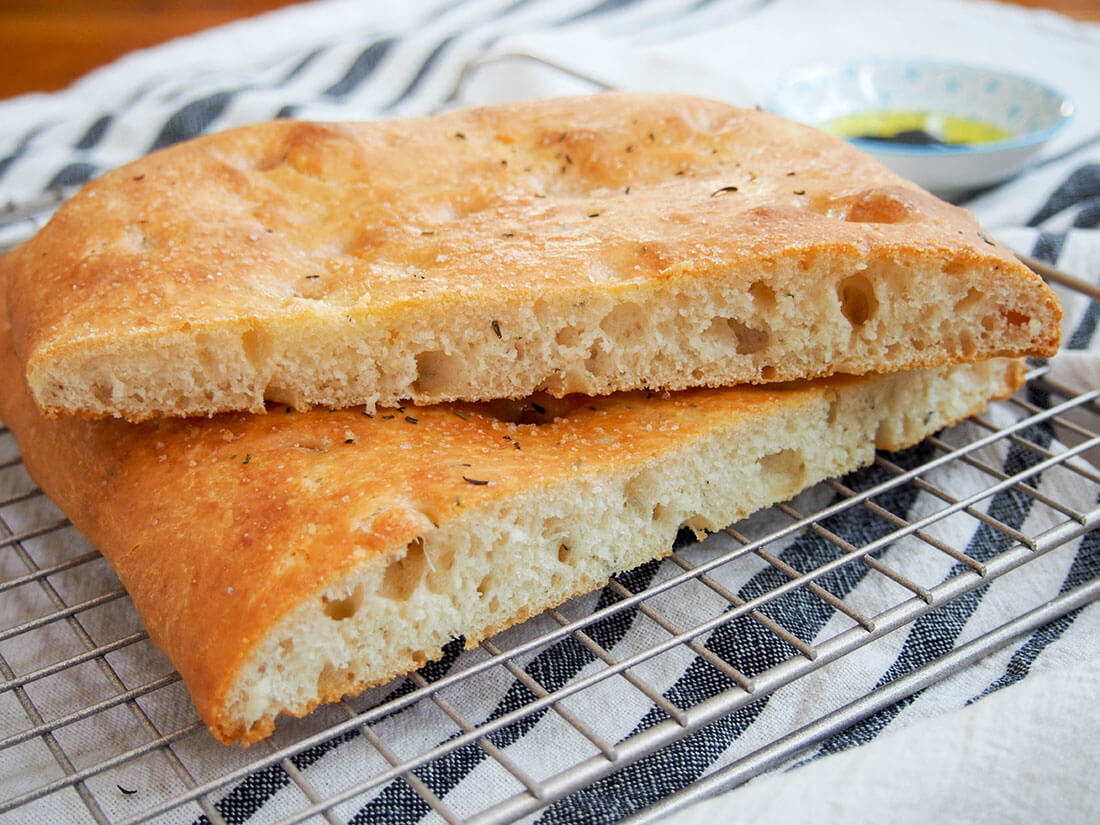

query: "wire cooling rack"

left=1, top=197, right=1099, bottom=825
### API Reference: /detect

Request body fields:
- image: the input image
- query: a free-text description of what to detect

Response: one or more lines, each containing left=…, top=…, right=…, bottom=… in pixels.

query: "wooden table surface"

left=0, top=0, right=1096, bottom=101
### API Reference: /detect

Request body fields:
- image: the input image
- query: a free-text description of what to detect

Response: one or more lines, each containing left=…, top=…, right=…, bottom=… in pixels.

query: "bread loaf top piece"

left=4, top=92, right=1059, bottom=419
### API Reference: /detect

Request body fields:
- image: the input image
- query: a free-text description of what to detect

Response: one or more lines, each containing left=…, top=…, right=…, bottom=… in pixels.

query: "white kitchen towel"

left=0, top=2, right=1097, bottom=824
left=663, top=643, right=1100, bottom=825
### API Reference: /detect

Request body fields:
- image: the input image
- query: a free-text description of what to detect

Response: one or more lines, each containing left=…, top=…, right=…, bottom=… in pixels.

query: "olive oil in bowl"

left=824, top=111, right=1013, bottom=147
left=769, top=60, right=1073, bottom=194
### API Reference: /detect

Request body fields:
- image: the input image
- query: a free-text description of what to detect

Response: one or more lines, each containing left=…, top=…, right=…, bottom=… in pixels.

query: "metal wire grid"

left=0, top=202, right=1098, bottom=824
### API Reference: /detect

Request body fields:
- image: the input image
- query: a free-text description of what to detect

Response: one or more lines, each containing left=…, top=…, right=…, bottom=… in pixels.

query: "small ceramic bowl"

left=768, top=59, right=1073, bottom=198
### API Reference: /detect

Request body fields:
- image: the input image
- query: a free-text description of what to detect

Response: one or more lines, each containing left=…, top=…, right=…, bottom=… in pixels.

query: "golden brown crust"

left=4, top=92, right=1060, bottom=419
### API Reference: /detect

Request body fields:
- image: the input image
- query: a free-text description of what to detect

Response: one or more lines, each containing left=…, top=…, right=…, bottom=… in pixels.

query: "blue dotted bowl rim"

left=768, top=58, right=1074, bottom=157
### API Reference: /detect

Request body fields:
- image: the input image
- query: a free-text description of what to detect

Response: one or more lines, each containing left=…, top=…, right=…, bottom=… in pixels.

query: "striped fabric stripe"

left=971, top=514, right=1100, bottom=702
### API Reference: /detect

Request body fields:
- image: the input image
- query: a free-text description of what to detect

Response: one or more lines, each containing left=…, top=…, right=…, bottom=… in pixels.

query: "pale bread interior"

left=32, top=251, right=1050, bottom=422
left=222, top=358, right=1021, bottom=744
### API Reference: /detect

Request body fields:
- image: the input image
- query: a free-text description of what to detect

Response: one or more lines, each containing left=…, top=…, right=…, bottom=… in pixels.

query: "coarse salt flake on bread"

left=3, top=92, right=1059, bottom=420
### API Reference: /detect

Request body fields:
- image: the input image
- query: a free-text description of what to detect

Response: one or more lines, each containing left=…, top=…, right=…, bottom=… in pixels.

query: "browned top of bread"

left=3, top=92, right=1059, bottom=420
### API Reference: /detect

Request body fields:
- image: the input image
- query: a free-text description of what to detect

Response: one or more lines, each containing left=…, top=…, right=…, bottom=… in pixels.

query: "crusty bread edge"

left=20, top=240, right=1057, bottom=422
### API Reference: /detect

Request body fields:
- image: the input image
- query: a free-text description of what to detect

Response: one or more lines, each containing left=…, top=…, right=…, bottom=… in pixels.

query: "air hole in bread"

left=838, top=275, right=878, bottom=327
left=759, top=448, right=807, bottom=499
left=555, top=324, right=583, bottom=346
left=321, top=585, right=364, bottom=621
left=825, top=397, right=839, bottom=427
left=651, top=503, right=667, bottom=522
left=749, top=280, right=777, bottom=310
left=981, top=315, right=997, bottom=331
left=195, top=332, right=219, bottom=374
left=380, top=538, right=428, bottom=602
left=241, top=328, right=265, bottom=371
left=557, top=544, right=572, bottom=564
left=623, top=468, right=658, bottom=513
left=1004, top=310, right=1030, bottom=326
left=477, top=571, right=495, bottom=598
left=959, top=329, right=978, bottom=358
left=478, top=569, right=504, bottom=611
left=599, top=301, right=647, bottom=342
left=90, top=380, right=113, bottom=405
left=732, top=318, right=770, bottom=354
left=761, top=366, right=777, bottom=380
left=317, top=662, right=349, bottom=697
left=954, top=287, right=984, bottom=315
left=703, top=317, right=770, bottom=355
left=943, top=258, right=969, bottom=277
left=423, top=545, right=454, bottom=595
left=584, top=344, right=612, bottom=376
left=412, top=350, right=461, bottom=396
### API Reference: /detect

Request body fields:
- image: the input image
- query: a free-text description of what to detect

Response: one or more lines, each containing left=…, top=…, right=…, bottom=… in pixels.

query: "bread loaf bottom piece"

left=0, top=315, right=1023, bottom=742
left=5, top=92, right=1057, bottom=420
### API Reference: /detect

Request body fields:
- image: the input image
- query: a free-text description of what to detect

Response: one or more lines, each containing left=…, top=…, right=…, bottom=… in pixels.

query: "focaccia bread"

left=4, top=92, right=1057, bottom=420
left=0, top=283, right=1023, bottom=742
